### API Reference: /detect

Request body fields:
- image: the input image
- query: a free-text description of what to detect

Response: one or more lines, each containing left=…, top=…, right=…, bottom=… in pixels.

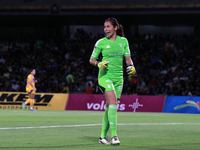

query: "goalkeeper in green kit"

left=89, top=17, right=136, bottom=145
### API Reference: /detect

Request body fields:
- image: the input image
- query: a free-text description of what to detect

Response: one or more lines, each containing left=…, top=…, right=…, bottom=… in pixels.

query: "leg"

left=100, top=105, right=109, bottom=138
left=105, top=91, right=120, bottom=145
left=22, top=88, right=31, bottom=110
left=100, top=92, right=112, bottom=137
left=99, top=90, right=111, bottom=145
left=105, top=91, right=118, bottom=137
left=25, top=98, right=31, bottom=104
left=23, top=88, right=34, bottom=110
left=98, top=78, right=121, bottom=145
left=99, top=91, right=117, bottom=145
left=29, top=93, right=36, bottom=111
left=22, top=98, right=31, bottom=110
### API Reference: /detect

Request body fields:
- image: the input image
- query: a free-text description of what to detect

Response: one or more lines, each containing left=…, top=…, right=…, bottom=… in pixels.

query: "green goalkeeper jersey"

left=91, top=36, right=131, bottom=78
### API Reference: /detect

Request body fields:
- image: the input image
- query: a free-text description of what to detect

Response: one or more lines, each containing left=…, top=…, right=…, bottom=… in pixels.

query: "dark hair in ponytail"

left=105, top=17, right=125, bottom=37
left=26, top=68, right=35, bottom=76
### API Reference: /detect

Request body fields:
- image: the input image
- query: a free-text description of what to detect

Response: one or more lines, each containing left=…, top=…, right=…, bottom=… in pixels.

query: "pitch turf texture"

left=0, top=109, right=200, bottom=150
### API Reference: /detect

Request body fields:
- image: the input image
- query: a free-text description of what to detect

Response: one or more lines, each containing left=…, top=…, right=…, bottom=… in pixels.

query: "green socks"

left=101, top=106, right=109, bottom=138
left=100, top=104, right=118, bottom=138
left=108, top=104, right=118, bottom=137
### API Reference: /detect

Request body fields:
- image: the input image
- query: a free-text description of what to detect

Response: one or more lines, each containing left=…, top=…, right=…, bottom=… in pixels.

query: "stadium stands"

left=0, top=0, right=199, bottom=96
left=0, top=28, right=199, bottom=96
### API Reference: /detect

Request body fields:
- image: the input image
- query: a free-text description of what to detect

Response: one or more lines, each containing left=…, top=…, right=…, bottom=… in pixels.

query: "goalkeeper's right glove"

left=95, top=61, right=109, bottom=70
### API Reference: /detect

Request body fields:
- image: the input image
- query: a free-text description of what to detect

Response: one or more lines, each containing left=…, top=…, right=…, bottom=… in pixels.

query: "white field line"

left=1, top=123, right=200, bottom=130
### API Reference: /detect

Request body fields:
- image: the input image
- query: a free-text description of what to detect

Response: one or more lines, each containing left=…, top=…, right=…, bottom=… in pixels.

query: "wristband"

left=95, top=61, right=99, bottom=67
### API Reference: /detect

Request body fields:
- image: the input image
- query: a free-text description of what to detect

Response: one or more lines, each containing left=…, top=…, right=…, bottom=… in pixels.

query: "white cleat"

left=111, top=136, right=120, bottom=145
left=30, top=109, right=36, bottom=111
left=99, top=137, right=111, bottom=145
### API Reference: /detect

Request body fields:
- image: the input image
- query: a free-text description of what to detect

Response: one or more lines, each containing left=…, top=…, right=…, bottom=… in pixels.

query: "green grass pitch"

left=0, top=109, right=200, bottom=150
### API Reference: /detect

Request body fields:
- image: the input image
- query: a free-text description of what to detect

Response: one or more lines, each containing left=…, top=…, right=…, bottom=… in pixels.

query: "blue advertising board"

left=163, top=96, right=200, bottom=114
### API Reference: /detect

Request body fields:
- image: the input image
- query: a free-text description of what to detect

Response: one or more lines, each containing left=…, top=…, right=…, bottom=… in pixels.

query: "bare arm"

left=125, top=56, right=136, bottom=75
left=89, top=58, right=97, bottom=66
left=125, top=56, right=134, bottom=66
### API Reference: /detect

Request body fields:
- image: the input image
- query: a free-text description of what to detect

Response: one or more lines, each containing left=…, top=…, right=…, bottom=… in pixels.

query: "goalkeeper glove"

left=95, top=61, right=109, bottom=70
left=127, top=65, right=136, bottom=75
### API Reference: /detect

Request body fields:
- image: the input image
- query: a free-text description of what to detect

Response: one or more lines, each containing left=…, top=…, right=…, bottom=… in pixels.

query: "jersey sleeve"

left=123, top=38, right=131, bottom=57
left=27, top=75, right=31, bottom=82
left=27, top=74, right=33, bottom=83
left=90, top=39, right=103, bottom=59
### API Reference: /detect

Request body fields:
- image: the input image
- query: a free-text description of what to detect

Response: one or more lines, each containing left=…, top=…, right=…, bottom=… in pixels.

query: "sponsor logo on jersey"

left=109, top=54, right=116, bottom=56
left=118, top=52, right=123, bottom=57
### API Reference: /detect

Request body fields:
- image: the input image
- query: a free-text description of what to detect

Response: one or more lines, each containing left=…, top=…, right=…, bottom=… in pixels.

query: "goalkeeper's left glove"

left=126, top=65, right=136, bottom=75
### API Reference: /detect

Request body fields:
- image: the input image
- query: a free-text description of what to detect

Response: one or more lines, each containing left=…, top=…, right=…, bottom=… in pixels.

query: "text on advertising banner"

left=0, top=92, right=68, bottom=110
left=65, top=94, right=165, bottom=112
left=163, top=96, right=200, bottom=114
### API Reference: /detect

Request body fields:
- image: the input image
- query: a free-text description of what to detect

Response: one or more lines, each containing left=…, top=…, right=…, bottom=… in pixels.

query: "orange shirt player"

left=22, top=69, right=37, bottom=111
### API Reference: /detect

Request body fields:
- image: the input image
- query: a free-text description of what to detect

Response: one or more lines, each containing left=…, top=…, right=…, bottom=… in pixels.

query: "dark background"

left=1, top=0, right=200, bottom=95
left=1, top=0, right=200, bottom=41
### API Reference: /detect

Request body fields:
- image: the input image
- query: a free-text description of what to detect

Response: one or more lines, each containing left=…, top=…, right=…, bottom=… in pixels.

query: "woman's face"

left=104, top=21, right=117, bottom=39
left=31, top=69, right=36, bottom=75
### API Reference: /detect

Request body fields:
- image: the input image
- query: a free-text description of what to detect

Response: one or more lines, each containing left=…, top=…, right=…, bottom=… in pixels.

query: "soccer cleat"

left=111, top=136, right=120, bottom=145
left=22, top=103, right=26, bottom=110
left=99, top=137, right=111, bottom=145
left=30, top=109, right=36, bottom=111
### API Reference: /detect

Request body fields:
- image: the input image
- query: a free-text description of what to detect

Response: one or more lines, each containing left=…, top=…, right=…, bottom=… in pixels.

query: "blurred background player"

left=22, top=69, right=37, bottom=111
left=89, top=17, right=136, bottom=145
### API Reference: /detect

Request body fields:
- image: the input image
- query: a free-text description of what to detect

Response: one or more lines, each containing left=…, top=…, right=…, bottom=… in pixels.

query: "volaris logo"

left=87, top=100, right=125, bottom=111
left=174, top=100, right=200, bottom=111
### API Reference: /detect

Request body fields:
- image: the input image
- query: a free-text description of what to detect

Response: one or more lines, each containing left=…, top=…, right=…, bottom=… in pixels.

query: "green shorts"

left=98, top=77, right=123, bottom=99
